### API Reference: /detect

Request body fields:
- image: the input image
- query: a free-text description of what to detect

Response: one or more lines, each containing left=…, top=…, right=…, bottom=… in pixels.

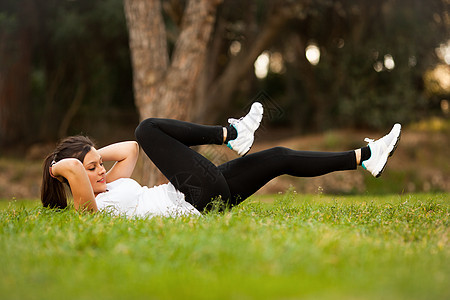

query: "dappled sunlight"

left=373, top=61, right=384, bottom=72
left=373, top=52, right=396, bottom=72
left=424, top=64, right=450, bottom=95
left=436, top=40, right=450, bottom=65
left=254, top=51, right=286, bottom=78
left=269, top=52, right=285, bottom=74
left=408, top=56, right=417, bottom=67
left=305, top=43, right=320, bottom=66
left=383, top=54, right=395, bottom=70
left=229, top=40, right=241, bottom=56
left=254, top=51, right=270, bottom=79
left=441, top=99, right=449, bottom=114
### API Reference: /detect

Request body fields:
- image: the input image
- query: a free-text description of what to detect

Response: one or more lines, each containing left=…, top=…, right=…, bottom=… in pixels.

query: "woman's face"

left=83, top=148, right=107, bottom=196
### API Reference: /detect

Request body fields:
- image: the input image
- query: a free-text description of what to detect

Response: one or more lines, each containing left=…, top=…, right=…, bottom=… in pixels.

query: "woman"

left=41, top=102, right=401, bottom=217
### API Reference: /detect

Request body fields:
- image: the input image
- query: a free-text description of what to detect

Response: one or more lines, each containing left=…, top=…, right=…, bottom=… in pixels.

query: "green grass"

left=1, top=193, right=449, bottom=300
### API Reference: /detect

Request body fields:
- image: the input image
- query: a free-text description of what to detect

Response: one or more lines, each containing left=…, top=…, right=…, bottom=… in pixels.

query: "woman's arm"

left=97, top=141, right=139, bottom=183
left=51, top=159, right=98, bottom=212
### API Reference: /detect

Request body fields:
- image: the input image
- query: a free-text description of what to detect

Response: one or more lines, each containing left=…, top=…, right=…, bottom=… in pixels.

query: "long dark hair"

left=41, top=136, right=95, bottom=209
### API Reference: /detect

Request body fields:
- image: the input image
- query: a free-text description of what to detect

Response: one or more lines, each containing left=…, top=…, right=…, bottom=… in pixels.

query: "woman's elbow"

left=131, top=141, right=139, bottom=151
left=130, top=141, right=139, bottom=157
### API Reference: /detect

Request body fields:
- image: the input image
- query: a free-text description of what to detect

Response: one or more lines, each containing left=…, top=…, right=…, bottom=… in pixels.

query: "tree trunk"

left=290, top=33, right=326, bottom=131
left=124, top=0, right=221, bottom=186
left=39, top=63, right=65, bottom=141
left=123, top=0, right=169, bottom=118
left=58, top=81, right=86, bottom=139
left=0, top=0, right=35, bottom=149
left=0, top=34, right=31, bottom=149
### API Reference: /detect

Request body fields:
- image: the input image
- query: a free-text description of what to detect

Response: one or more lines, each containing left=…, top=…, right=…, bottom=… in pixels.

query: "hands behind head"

left=49, top=158, right=84, bottom=184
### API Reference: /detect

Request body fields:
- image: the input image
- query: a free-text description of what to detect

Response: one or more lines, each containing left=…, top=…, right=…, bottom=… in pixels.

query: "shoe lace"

left=228, top=117, right=243, bottom=125
left=364, top=138, right=375, bottom=143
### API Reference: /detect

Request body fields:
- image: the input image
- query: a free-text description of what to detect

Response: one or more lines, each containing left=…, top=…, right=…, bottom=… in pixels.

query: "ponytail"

left=41, top=153, right=68, bottom=209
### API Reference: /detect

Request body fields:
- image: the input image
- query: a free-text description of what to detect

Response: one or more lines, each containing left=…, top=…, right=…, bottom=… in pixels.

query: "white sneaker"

left=362, top=123, right=401, bottom=177
left=227, top=102, right=264, bottom=156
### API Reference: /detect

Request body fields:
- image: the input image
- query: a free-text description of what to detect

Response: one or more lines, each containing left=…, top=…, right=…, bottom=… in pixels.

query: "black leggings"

left=135, top=118, right=357, bottom=212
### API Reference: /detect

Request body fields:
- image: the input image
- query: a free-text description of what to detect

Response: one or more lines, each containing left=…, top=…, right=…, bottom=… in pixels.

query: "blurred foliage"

left=0, top=0, right=449, bottom=149
left=250, top=0, right=449, bottom=130
left=409, top=116, right=450, bottom=132
left=1, top=0, right=135, bottom=145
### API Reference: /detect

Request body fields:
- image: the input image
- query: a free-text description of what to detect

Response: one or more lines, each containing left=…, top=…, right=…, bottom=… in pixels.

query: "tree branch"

left=199, top=1, right=307, bottom=122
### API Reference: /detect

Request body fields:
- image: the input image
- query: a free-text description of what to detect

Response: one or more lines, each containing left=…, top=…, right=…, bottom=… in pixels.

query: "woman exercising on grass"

left=41, top=102, right=401, bottom=217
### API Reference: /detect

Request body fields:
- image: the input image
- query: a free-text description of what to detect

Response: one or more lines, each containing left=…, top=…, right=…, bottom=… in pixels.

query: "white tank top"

left=95, top=178, right=201, bottom=218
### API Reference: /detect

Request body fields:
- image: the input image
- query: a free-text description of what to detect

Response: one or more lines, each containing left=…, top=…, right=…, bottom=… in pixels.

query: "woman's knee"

left=135, top=118, right=159, bottom=143
left=268, top=146, right=291, bottom=156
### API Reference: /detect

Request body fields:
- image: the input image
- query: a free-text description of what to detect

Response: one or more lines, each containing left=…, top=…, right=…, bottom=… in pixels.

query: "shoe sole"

left=242, top=146, right=251, bottom=157
left=375, top=125, right=402, bottom=177
left=389, top=125, right=401, bottom=157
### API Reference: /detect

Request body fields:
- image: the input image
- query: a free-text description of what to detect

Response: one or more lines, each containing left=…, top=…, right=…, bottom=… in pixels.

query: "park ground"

left=0, top=193, right=448, bottom=299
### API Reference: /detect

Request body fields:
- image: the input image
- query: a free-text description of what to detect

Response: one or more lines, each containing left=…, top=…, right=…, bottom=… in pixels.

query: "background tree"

left=1, top=0, right=135, bottom=151
left=192, top=0, right=313, bottom=124
left=0, top=0, right=448, bottom=165
left=0, top=0, right=36, bottom=148
left=192, top=0, right=449, bottom=130
left=123, top=0, right=222, bottom=184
